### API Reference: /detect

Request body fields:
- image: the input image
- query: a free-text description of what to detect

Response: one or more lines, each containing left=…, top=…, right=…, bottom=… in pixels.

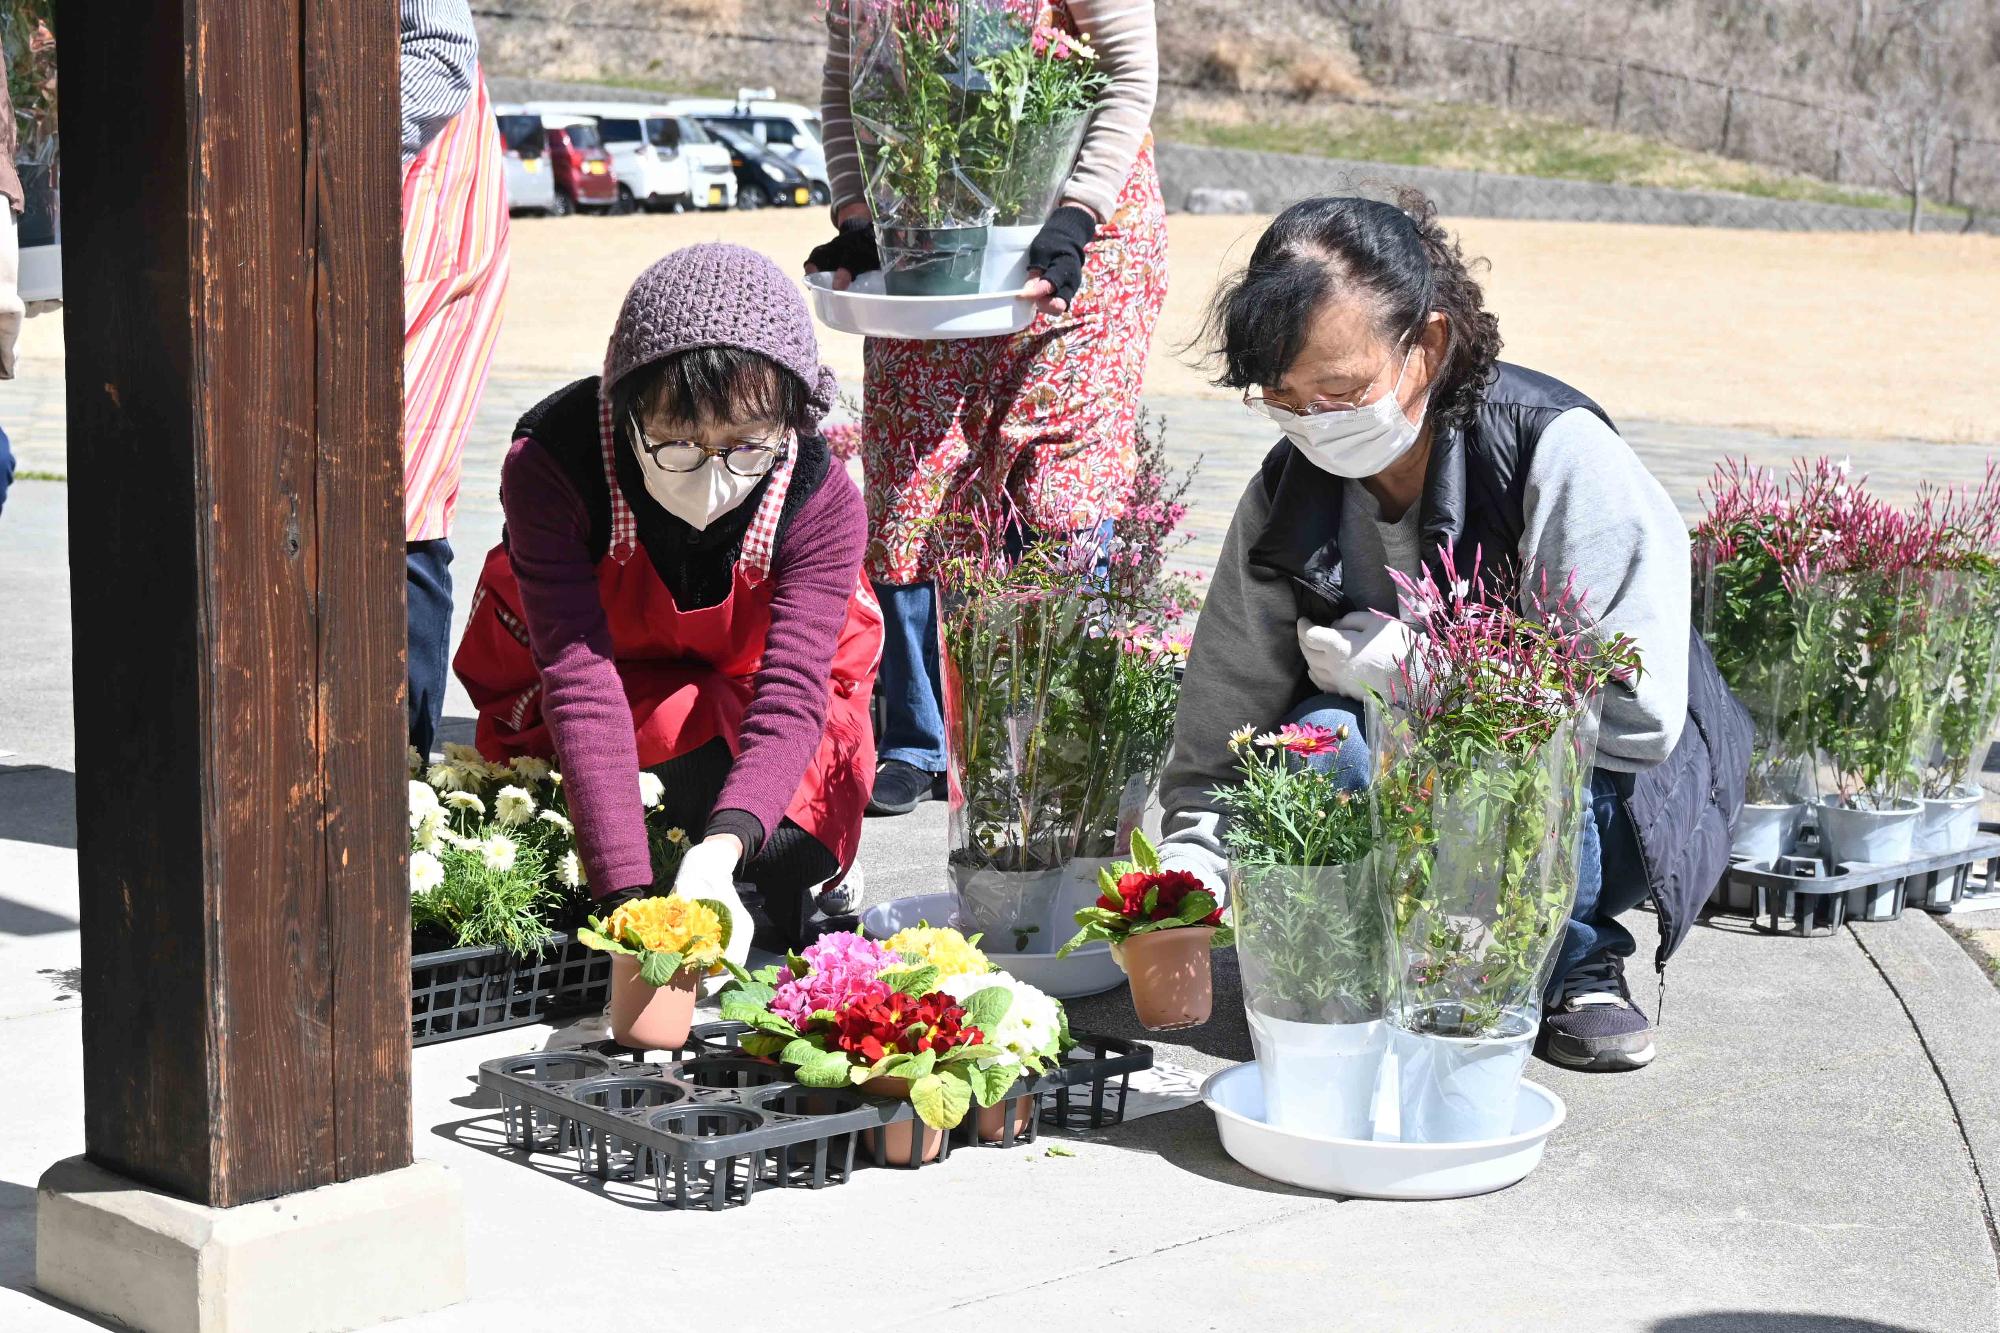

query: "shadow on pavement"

left=1653, top=1317, right=1928, bottom=1333
left=0, top=764, right=75, bottom=850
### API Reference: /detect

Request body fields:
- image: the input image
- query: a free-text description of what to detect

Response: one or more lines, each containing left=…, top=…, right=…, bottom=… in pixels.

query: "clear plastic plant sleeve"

left=1369, top=699, right=1599, bottom=1143
left=1694, top=537, right=1819, bottom=809
left=940, top=579, right=1162, bottom=950
left=1231, top=862, right=1391, bottom=1140
left=1913, top=566, right=2000, bottom=801
left=1799, top=568, right=1949, bottom=810
left=847, top=1, right=1031, bottom=232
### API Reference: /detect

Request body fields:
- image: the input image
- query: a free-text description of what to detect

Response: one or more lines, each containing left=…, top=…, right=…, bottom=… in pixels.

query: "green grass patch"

left=1158, top=98, right=1965, bottom=219
left=15, top=468, right=64, bottom=482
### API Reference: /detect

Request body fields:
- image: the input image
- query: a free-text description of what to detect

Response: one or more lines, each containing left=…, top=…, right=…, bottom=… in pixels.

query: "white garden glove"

left=1296, top=611, right=1417, bottom=704
left=673, top=834, right=753, bottom=973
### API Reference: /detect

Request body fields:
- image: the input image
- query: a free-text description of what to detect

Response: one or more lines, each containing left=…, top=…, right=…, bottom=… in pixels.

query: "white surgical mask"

left=1271, top=344, right=1430, bottom=480
left=632, top=447, right=767, bottom=532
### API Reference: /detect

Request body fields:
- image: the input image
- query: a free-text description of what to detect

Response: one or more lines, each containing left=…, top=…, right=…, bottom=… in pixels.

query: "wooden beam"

left=60, top=0, right=408, bottom=1208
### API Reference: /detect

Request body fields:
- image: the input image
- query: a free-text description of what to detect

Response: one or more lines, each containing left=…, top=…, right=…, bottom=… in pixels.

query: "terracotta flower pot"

left=975, top=1094, right=1037, bottom=1145
left=608, top=954, right=698, bottom=1051
left=859, top=1075, right=945, bottom=1165
left=1113, top=927, right=1217, bottom=1031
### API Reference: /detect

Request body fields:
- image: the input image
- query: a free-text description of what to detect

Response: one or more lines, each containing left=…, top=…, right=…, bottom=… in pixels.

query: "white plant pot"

left=1814, top=796, right=1920, bottom=868
left=979, top=223, right=1041, bottom=296
left=1246, top=1012, right=1387, bottom=1141
left=1388, top=1013, right=1536, bottom=1145
left=1915, top=785, right=1985, bottom=856
left=1732, top=802, right=1802, bottom=863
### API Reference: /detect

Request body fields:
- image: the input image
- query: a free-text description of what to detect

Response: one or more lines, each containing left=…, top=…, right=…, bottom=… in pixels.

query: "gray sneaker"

left=817, top=866, right=864, bottom=917
left=1541, top=954, right=1656, bottom=1072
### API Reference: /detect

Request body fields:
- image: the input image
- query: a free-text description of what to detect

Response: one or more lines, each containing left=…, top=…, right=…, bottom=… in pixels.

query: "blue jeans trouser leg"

left=873, top=579, right=948, bottom=772
left=1277, top=693, right=1648, bottom=1004
left=1544, top=769, right=1650, bottom=1002
left=0, top=422, right=14, bottom=516
left=406, top=539, right=454, bottom=760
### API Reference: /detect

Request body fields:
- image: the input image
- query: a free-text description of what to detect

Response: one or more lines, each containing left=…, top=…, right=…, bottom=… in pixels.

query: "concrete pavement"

left=6, top=394, right=2000, bottom=1329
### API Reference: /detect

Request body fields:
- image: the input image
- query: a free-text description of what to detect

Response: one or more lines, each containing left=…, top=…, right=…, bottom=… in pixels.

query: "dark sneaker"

left=1541, top=953, right=1656, bottom=1072
left=867, top=760, right=944, bottom=817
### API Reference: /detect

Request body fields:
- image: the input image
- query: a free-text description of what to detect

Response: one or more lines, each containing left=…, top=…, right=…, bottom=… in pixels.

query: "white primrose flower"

left=937, top=972, right=1064, bottom=1069
left=637, top=771, right=665, bottom=809
left=557, top=850, right=585, bottom=889
left=407, top=745, right=425, bottom=777
left=442, top=742, right=486, bottom=767
left=409, top=849, right=444, bottom=896
left=443, top=790, right=486, bottom=816
left=480, top=834, right=518, bottom=873
left=493, top=785, right=536, bottom=828
left=538, top=809, right=574, bottom=835
left=408, top=780, right=441, bottom=828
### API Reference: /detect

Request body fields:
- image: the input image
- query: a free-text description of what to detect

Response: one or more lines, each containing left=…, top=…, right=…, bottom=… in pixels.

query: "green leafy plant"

left=1212, top=724, right=1384, bottom=1023
left=1909, top=467, right=2000, bottom=799
left=0, top=1, right=55, bottom=161
left=1057, top=831, right=1234, bottom=955
left=960, top=17, right=1108, bottom=223
left=1372, top=551, right=1640, bottom=1039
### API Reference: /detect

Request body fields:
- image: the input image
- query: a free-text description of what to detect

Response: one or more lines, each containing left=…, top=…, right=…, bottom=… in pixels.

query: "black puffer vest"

left=1246, top=362, right=1751, bottom=971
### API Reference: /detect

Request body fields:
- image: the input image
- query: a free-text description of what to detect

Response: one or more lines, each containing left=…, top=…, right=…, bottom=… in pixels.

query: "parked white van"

left=668, top=94, right=829, bottom=201
left=527, top=102, right=737, bottom=212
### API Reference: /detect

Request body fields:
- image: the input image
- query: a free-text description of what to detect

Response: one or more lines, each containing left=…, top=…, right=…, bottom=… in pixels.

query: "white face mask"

left=1274, top=343, right=1430, bottom=480
left=632, top=444, right=769, bottom=532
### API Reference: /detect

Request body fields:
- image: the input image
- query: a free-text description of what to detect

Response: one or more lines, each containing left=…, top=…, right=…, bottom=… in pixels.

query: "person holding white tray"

left=807, top=0, right=1167, bottom=817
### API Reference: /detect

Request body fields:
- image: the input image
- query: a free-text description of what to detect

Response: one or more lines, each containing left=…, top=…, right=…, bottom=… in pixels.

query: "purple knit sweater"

left=499, top=435, right=868, bottom=896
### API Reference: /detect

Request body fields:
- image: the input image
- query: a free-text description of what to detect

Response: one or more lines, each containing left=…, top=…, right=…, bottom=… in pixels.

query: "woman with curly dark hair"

left=1156, top=193, right=1749, bottom=1075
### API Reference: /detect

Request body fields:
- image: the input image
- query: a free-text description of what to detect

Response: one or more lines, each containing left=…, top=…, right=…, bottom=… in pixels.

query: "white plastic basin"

left=806, top=270, right=1035, bottom=340
left=860, top=892, right=1126, bottom=999
left=1201, top=1062, right=1565, bottom=1200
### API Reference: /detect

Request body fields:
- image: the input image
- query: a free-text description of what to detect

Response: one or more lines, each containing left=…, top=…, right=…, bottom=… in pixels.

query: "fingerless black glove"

left=1026, top=205, right=1098, bottom=307
left=806, top=217, right=880, bottom=278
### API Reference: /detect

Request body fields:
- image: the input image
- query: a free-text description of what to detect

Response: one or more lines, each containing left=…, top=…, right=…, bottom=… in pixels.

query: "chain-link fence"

left=1354, top=20, right=1997, bottom=213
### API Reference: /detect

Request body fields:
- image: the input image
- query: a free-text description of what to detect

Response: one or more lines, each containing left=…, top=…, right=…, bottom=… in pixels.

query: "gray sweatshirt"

left=1157, top=407, right=1691, bottom=890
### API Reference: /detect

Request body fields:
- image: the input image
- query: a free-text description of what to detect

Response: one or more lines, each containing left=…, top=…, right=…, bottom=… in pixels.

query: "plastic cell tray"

left=411, top=932, right=611, bottom=1046
left=478, top=1023, right=1154, bottom=1211
left=1721, top=834, right=2000, bottom=936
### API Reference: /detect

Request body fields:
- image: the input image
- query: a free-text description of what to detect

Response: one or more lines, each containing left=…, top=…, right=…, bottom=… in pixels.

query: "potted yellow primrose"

left=580, top=896, right=732, bottom=1050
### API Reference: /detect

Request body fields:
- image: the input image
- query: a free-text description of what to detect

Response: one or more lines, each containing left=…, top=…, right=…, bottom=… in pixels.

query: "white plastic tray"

left=805, top=270, right=1034, bottom=341
left=860, top=891, right=1126, bottom=999
left=1201, top=1062, right=1565, bottom=1200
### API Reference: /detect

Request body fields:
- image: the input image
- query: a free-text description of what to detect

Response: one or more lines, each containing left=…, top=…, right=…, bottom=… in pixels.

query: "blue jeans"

left=874, top=580, right=948, bottom=771
left=1284, top=692, right=1648, bottom=1000
left=0, top=422, right=14, bottom=516
left=407, top=539, right=454, bottom=759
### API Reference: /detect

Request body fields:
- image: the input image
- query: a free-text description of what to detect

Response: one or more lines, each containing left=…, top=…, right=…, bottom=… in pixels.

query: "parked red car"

left=542, top=115, right=618, bottom=215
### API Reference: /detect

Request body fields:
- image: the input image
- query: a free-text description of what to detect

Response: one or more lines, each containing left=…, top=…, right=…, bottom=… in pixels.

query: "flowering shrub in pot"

left=1692, top=459, right=1856, bottom=859
left=1372, top=553, right=1638, bottom=1143
left=1907, top=468, right=2000, bottom=856
left=1059, top=833, right=1232, bottom=1030
left=1216, top=723, right=1387, bottom=1139
left=941, top=554, right=1188, bottom=956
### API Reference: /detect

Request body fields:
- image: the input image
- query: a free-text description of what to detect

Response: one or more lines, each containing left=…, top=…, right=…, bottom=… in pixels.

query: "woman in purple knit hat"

left=454, top=244, right=882, bottom=956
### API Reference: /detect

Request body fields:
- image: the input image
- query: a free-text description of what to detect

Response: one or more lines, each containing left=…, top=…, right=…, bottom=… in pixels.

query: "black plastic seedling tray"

left=478, top=1024, right=1154, bottom=1211
left=411, top=932, right=611, bottom=1046
left=1723, top=834, right=2000, bottom=937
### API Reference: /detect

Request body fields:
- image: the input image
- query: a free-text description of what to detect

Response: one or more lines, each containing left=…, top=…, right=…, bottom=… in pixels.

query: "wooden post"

left=1719, top=86, right=1736, bottom=157
left=58, top=0, right=408, bottom=1208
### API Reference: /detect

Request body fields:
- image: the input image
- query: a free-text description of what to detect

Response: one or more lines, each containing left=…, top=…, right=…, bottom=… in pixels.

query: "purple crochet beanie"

left=602, top=242, right=838, bottom=420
